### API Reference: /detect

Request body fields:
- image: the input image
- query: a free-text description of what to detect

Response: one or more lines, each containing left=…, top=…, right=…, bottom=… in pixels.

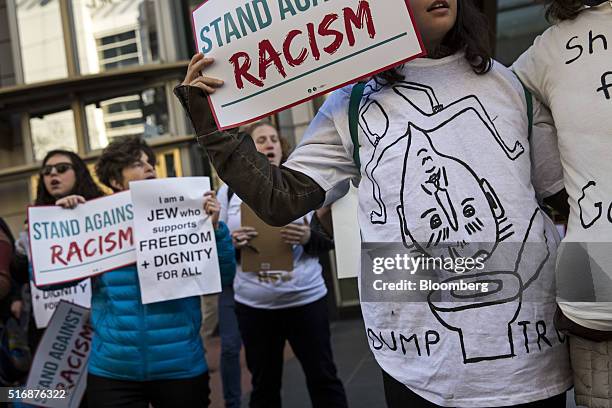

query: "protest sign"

left=240, top=203, right=293, bottom=272
left=191, top=0, right=425, bottom=129
left=131, top=177, right=222, bottom=304
left=331, top=183, right=360, bottom=278
left=22, top=301, right=91, bottom=408
left=29, top=192, right=135, bottom=286
left=31, top=279, right=92, bottom=329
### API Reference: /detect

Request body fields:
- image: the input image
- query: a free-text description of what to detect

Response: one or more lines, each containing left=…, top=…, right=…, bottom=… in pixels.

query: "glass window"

left=496, top=0, right=551, bottom=66
left=72, top=0, right=159, bottom=75
left=30, top=110, right=78, bottom=161
left=15, top=0, right=68, bottom=83
left=85, top=86, right=170, bottom=150
left=0, top=113, right=26, bottom=168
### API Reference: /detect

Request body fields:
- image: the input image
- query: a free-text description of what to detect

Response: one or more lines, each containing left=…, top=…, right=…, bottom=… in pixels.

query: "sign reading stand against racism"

left=131, top=177, right=222, bottom=304
left=22, top=301, right=92, bottom=408
left=191, top=0, right=425, bottom=129
left=29, top=192, right=135, bottom=286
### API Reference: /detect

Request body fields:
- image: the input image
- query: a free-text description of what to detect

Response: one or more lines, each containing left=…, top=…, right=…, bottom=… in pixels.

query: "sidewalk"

left=204, top=318, right=384, bottom=408
left=205, top=318, right=578, bottom=408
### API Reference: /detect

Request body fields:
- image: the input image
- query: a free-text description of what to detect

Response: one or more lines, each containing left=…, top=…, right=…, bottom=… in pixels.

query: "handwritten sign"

left=29, top=192, right=135, bottom=286
left=191, top=0, right=424, bottom=129
left=131, top=177, right=222, bottom=304
left=22, top=301, right=91, bottom=408
left=31, top=279, right=92, bottom=329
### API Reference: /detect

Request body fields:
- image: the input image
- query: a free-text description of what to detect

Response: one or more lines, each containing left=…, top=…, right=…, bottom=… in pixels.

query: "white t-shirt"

left=218, top=184, right=327, bottom=309
left=513, top=4, right=612, bottom=331
left=284, top=54, right=571, bottom=406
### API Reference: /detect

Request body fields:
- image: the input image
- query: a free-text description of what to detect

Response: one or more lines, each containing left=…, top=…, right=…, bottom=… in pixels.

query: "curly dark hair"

left=378, top=0, right=493, bottom=84
left=95, top=136, right=156, bottom=191
left=544, top=0, right=584, bottom=21
left=35, top=150, right=104, bottom=205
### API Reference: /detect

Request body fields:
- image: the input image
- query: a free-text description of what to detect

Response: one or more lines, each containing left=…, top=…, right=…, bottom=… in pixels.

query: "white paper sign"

left=131, top=177, right=222, bottom=304
left=31, top=279, right=92, bottom=329
left=22, top=301, right=91, bottom=408
left=191, top=0, right=425, bottom=129
left=29, top=192, right=136, bottom=286
left=331, top=183, right=360, bottom=279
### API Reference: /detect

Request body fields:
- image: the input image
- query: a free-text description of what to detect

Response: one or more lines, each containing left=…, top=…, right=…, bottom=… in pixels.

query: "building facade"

left=0, top=0, right=552, bottom=309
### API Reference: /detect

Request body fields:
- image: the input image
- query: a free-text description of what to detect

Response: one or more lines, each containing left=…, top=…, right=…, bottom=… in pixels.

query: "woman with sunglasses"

left=35, top=150, right=105, bottom=206
left=21, top=150, right=104, bottom=346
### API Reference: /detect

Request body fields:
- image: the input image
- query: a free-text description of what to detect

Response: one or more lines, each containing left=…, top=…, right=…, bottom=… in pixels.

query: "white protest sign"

left=31, top=279, right=92, bottom=329
left=29, top=192, right=135, bottom=286
left=331, top=183, right=360, bottom=279
left=191, top=0, right=425, bottom=129
left=22, top=301, right=91, bottom=408
left=131, top=177, right=222, bottom=304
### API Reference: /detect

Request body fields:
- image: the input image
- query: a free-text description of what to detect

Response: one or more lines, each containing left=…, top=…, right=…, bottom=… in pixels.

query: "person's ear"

left=110, top=178, right=124, bottom=192
left=480, top=178, right=505, bottom=219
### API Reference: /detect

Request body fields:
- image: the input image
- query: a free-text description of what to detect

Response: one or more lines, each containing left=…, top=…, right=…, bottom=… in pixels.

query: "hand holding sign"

left=280, top=217, right=311, bottom=245
left=182, top=53, right=224, bottom=95
left=55, top=195, right=86, bottom=209
left=203, top=190, right=220, bottom=230
left=231, top=227, right=258, bottom=250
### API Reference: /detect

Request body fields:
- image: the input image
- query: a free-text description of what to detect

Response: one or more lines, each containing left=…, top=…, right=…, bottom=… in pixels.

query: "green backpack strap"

left=349, top=82, right=366, bottom=168
left=518, top=79, right=534, bottom=140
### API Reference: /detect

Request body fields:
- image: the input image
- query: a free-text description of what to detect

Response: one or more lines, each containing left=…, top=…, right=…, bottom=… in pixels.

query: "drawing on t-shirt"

left=427, top=208, right=550, bottom=364
left=396, top=126, right=514, bottom=261
left=390, top=125, right=549, bottom=363
left=359, top=80, right=525, bottom=225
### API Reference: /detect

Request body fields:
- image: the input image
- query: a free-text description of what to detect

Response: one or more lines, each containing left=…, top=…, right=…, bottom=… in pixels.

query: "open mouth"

left=50, top=179, right=61, bottom=187
left=427, top=0, right=449, bottom=12
left=266, top=152, right=276, bottom=160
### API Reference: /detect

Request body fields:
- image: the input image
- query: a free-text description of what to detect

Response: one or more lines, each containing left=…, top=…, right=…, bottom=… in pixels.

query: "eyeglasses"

left=41, top=163, right=73, bottom=176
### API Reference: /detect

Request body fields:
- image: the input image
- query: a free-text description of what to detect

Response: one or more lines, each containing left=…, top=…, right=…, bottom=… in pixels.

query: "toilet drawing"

left=392, top=125, right=551, bottom=363
left=426, top=210, right=550, bottom=364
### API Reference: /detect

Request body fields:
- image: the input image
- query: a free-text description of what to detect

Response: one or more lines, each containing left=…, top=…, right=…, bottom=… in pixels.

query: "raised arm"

left=173, top=55, right=324, bottom=226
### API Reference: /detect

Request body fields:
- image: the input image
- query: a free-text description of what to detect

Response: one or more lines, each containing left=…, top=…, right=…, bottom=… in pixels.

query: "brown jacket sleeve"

left=0, top=230, right=13, bottom=300
left=174, top=85, right=325, bottom=226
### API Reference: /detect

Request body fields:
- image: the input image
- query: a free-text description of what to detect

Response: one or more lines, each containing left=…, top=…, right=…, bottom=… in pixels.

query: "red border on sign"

left=190, top=0, right=427, bottom=130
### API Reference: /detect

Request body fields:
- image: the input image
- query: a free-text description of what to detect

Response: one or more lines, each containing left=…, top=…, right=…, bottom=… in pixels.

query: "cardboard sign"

left=331, top=183, right=360, bottom=278
left=131, top=177, right=222, bottom=304
left=31, top=279, right=92, bottom=329
left=191, top=0, right=425, bottom=129
left=22, top=301, right=91, bottom=408
left=29, top=192, right=135, bottom=286
left=240, top=203, right=293, bottom=272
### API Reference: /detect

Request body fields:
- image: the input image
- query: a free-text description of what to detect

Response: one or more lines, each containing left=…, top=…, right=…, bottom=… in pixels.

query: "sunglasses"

left=41, top=163, right=74, bottom=176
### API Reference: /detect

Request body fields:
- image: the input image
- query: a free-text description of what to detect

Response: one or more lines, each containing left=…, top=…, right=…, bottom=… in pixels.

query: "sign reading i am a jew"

left=29, top=192, right=135, bottom=286
left=131, top=177, right=222, bottom=304
left=191, top=0, right=425, bottom=129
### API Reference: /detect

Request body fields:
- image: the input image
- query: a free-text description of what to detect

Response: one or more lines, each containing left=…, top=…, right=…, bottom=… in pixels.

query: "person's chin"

left=50, top=187, right=66, bottom=196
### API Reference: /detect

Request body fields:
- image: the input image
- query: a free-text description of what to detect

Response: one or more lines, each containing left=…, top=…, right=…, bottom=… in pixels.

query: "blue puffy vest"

left=87, top=221, right=235, bottom=381
left=33, top=222, right=235, bottom=381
